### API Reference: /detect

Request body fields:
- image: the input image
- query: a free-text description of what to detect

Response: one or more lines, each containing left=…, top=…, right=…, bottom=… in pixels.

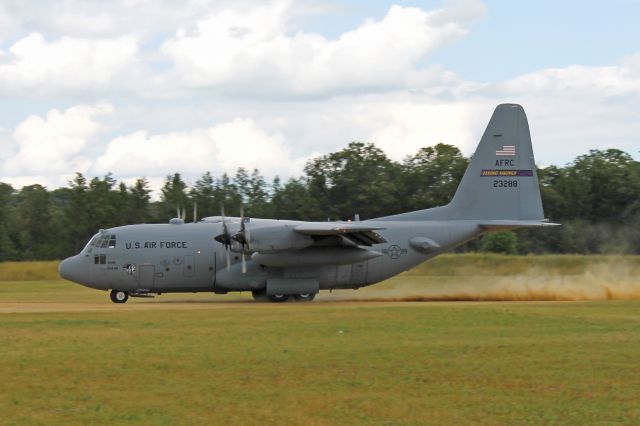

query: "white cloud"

left=365, top=101, right=482, bottom=160
left=0, top=0, right=280, bottom=38
left=500, top=62, right=640, bottom=97
left=479, top=55, right=640, bottom=163
left=160, top=0, right=485, bottom=96
left=1, top=102, right=113, bottom=177
left=0, top=33, right=138, bottom=93
left=1, top=0, right=640, bottom=196
left=93, top=117, right=306, bottom=179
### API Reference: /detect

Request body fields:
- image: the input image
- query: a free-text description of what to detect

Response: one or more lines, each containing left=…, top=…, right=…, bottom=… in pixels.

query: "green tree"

left=127, top=178, right=152, bottom=223
left=66, top=173, right=95, bottom=252
left=160, top=173, right=189, bottom=220
left=14, top=184, right=52, bottom=259
left=270, top=178, right=320, bottom=221
left=401, top=143, right=468, bottom=211
left=191, top=172, right=217, bottom=219
left=479, top=232, right=518, bottom=255
left=213, top=173, right=242, bottom=216
left=304, top=142, right=401, bottom=220
left=0, top=183, right=16, bottom=260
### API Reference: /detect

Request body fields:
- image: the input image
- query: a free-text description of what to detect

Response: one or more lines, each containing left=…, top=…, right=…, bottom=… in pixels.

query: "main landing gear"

left=251, top=291, right=316, bottom=303
left=110, top=290, right=129, bottom=304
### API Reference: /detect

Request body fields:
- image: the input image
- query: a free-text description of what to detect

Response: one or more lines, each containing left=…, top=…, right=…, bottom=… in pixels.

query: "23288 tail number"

left=493, top=180, right=518, bottom=188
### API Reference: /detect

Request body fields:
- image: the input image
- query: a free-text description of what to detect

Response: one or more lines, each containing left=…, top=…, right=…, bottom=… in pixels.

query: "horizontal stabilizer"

left=479, top=220, right=561, bottom=230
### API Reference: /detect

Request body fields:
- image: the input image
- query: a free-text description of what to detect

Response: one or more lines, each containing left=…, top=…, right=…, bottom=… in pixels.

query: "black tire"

left=293, top=293, right=316, bottom=302
left=110, top=290, right=129, bottom=304
left=251, top=290, right=269, bottom=302
left=268, top=294, right=289, bottom=303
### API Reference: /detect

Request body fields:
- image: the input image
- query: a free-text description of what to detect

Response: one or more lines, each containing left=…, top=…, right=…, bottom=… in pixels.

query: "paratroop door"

left=138, top=265, right=155, bottom=289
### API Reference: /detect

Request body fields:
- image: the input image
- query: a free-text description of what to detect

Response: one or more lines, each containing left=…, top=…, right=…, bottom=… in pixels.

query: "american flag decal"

left=496, top=145, right=516, bottom=156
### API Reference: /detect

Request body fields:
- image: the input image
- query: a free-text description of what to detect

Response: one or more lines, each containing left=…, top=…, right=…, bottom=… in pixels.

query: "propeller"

left=193, top=202, right=198, bottom=223
left=213, top=206, right=232, bottom=270
left=232, top=206, right=251, bottom=273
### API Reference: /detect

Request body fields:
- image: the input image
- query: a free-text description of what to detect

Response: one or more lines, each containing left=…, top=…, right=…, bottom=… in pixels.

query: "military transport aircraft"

left=59, top=104, right=558, bottom=303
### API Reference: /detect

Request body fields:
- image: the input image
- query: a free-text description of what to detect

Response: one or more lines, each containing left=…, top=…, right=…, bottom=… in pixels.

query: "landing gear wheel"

left=110, top=290, right=129, bottom=304
left=268, top=294, right=289, bottom=303
left=294, top=293, right=316, bottom=302
left=251, top=290, right=269, bottom=302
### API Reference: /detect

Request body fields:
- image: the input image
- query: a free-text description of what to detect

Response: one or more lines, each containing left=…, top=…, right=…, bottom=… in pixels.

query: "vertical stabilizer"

left=446, top=103, right=543, bottom=220
left=377, top=104, right=545, bottom=222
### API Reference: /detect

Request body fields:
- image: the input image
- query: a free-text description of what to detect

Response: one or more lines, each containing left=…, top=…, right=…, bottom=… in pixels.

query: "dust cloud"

left=318, top=262, right=640, bottom=302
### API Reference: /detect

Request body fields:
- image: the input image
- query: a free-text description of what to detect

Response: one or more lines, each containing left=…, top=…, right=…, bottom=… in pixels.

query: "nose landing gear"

left=110, top=290, right=129, bottom=303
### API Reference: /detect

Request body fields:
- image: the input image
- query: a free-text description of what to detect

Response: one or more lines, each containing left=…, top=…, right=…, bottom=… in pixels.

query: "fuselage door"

left=138, top=264, right=155, bottom=290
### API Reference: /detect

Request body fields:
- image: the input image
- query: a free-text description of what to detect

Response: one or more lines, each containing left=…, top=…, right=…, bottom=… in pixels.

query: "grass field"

left=1, top=255, right=640, bottom=425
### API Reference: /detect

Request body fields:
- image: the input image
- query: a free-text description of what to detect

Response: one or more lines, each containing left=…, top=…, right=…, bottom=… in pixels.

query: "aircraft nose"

left=59, top=255, right=88, bottom=285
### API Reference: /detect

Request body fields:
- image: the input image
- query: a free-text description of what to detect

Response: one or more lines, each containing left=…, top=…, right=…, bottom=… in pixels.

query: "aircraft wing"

left=294, top=223, right=387, bottom=246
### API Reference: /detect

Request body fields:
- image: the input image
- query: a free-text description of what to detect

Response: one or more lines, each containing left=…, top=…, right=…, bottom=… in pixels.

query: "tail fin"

left=446, top=103, right=543, bottom=220
left=377, top=104, right=546, bottom=223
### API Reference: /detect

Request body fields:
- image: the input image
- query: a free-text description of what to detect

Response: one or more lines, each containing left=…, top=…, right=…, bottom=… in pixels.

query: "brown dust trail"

left=318, top=262, right=640, bottom=302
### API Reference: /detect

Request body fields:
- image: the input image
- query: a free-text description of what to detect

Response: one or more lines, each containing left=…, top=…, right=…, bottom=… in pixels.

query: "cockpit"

left=84, top=233, right=117, bottom=253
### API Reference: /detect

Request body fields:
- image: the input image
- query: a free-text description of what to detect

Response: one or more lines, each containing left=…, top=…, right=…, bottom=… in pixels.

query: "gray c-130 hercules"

left=59, top=104, right=559, bottom=303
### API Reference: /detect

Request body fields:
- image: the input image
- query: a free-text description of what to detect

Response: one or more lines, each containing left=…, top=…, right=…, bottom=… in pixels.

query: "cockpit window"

left=84, top=234, right=99, bottom=253
left=92, top=234, right=117, bottom=249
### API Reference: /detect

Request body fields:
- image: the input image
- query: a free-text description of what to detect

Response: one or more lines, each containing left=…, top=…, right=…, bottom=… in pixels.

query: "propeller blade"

left=193, top=202, right=197, bottom=223
left=241, top=252, right=246, bottom=274
left=226, top=248, right=231, bottom=270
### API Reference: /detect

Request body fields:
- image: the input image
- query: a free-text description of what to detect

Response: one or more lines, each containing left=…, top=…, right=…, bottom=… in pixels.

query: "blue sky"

left=433, top=0, right=640, bottom=80
left=0, top=0, right=638, bottom=192
left=305, top=0, right=640, bottom=80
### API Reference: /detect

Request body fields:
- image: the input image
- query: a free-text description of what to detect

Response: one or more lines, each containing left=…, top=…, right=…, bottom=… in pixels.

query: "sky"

left=0, top=0, right=639, bottom=194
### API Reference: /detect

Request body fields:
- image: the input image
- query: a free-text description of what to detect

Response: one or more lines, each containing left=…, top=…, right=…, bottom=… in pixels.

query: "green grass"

left=1, top=298, right=640, bottom=425
left=0, top=261, right=61, bottom=281
left=1, top=256, right=640, bottom=424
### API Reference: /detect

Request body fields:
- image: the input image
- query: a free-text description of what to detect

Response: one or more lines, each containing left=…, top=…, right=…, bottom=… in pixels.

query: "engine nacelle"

left=246, top=225, right=314, bottom=253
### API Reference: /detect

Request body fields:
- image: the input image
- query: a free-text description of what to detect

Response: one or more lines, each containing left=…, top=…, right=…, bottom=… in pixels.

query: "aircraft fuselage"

left=59, top=219, right=481, bottom=295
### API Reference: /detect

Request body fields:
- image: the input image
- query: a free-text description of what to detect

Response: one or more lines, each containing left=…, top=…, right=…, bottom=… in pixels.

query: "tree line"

left=1, top=142, right=639, bottom=260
